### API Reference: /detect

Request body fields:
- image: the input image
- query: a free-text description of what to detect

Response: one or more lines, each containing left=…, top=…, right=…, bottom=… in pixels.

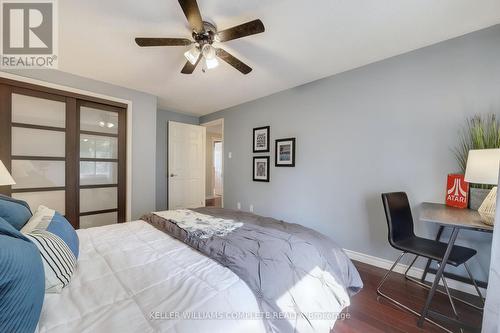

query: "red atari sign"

left=446, top=174, right=469, bottom=208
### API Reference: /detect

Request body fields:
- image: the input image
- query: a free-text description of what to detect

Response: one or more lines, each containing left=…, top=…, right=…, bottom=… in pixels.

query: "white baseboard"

left=344, top=249, right=487, bottom=296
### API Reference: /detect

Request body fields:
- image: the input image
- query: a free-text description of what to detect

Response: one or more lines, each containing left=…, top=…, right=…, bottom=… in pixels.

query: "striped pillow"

left=25, top=229, right=77, bottom=293
left=22, top=205, right=79, bottom=258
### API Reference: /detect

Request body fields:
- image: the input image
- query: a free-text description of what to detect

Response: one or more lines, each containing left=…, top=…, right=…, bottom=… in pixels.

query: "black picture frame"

left=253, top=126, right=270, bottom=153
left=253, top=156, right=270, bottom=182
left=275, top=138, right=296, bottom=167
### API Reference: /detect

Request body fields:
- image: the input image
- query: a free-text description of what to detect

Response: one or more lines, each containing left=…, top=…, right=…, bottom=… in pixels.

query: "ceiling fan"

left=135, top=0, right=265, bottom=75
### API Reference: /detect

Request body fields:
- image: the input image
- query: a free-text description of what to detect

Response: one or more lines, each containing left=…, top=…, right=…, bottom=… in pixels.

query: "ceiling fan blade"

left=178, top=0, right=204, bottom=33
left=217, top=19, right=265, bottom=43
left=216, top=48, right=252, bottom=74
left=181, top=53, right=202, bottom=74
left=135, top=38, right=192, bottom=47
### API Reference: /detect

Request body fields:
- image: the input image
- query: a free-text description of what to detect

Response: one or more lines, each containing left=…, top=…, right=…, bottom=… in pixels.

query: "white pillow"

left=21, top=205, right=55, bottom=234
left=25, top=229, right=77, bottom=293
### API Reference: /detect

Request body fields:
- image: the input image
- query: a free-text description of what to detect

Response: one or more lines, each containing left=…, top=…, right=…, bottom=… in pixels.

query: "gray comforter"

left=142, top=208, right=362, bottom=333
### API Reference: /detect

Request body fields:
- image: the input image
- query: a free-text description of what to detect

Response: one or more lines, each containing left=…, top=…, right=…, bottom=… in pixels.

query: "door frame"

left=212, top=140, right=223, bottom=197
left=201, top=118, right=224, bottom=208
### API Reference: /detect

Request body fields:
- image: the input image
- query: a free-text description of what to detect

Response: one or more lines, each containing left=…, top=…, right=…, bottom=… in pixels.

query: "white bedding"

left=38, top=220, right=266, bottom=333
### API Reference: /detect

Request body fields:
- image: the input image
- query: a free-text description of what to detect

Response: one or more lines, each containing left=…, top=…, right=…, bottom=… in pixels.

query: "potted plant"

left=454, top=114, right=500, bottom=210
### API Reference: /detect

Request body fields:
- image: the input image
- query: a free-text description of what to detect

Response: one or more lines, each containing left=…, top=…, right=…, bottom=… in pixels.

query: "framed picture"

left=253, top=156, right=270, bottom=182
left=275, top=138, right=296, bottom=167
left=253, top=126, right=270, bottom=153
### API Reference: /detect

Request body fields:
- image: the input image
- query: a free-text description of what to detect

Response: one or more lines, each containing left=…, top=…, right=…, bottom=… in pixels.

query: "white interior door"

left=168, top=121, right=206, bottom=209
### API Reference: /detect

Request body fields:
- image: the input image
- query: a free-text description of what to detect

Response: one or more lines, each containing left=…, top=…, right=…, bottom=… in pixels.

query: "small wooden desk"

left=420, top=202, right=494, bottom=232
left=417, top=202, right=493, bottom=330
left=419, top=202, right=493, bottom=288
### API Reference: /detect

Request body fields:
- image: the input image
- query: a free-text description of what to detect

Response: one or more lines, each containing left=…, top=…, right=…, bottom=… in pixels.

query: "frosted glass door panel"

left=12, top=93, right=65, bottom=128
left=12, top=191, right=65, bottom=214
left=80, top=187, right=117, bottom=212
left=80, top=135, right=117, bottom=159
left=11, top=160, right=65, bottom=189
left=12, top=128, right=65, bottom=157
left=80, top=107, right=118, bottom=134
left=79, top=212, right=117, bottom=229
left=80, top=162, right=117, bottom=185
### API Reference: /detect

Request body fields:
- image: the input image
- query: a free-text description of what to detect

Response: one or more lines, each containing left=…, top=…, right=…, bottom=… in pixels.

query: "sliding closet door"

left=78, top=101, right=126, bottom=228
left=8, top=88, right=70, bottom=219
left=0, top=80, right=127, bottom=229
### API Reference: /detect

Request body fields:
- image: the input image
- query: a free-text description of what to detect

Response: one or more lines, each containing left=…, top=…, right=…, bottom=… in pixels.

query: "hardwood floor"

left=205, top=196, right=222, bottom=208
left=333, top=261, right=483, bottom=333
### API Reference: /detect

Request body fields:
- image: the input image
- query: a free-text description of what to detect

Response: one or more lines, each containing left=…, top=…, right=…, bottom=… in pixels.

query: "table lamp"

left=0, top=160, right=16, bottom=186
left=464, top=149, right=500, bottom=225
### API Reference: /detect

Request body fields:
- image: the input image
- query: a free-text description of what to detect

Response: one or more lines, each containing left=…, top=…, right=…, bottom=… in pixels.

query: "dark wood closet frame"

left=0, top=78, right=127, bottom=228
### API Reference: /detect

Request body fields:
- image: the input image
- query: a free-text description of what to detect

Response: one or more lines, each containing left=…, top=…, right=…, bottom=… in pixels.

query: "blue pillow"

left=21, top=207, right=79, bottom=259
left=26, top=229, right=77, bottom=293
left=46, top=212, right=79, bottom=259
left=0, top=217, right=45, bottom=333
left=0, top=194, right=32, bottom=230
left=0, top=215, right=29, bottom=241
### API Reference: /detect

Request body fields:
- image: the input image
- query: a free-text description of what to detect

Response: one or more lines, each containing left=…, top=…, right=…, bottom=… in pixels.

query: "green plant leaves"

left=453, top=114, right=500, bottom=189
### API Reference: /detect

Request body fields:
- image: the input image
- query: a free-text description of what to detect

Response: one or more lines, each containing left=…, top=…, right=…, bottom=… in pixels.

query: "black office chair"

left=378, top=192, right=484, bottom=332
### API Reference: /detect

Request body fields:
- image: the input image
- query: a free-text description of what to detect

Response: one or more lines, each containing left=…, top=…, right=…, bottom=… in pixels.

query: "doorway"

left=202, top=119, right=224, bottom=208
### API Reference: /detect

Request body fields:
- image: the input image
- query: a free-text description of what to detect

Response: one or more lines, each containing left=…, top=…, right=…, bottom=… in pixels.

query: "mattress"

left=144, top=208, right=362, bottom=333
left=38, top=220, right=266, bottom=333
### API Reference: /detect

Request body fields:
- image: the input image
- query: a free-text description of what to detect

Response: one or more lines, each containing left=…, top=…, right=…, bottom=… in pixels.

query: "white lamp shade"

left=0, top=160, right=16, bottom=186
left=184, top=45, right=200, bottom=65
left=464, top=149, right=500, bottom=185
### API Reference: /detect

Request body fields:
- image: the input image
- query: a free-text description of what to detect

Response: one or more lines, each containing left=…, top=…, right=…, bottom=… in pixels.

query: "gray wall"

left=201, top=25, right=500, bottom=280
left=1, top=69, right=158, bottom=220
left=156, top=109, right=199, bottom=211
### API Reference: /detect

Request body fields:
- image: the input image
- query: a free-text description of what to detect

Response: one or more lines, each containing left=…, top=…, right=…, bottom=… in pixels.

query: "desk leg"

left=421, top=225, right=445, bottom=283
left=417, top=227, right=459, bottom=328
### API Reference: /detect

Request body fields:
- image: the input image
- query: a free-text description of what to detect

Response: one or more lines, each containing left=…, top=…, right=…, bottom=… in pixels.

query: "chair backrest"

left=381, top=192, right=415, bottom=246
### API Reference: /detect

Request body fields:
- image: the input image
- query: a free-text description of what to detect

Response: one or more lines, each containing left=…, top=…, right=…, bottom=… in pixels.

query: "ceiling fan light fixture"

left=204, top=56, right=219, bottom=70
left=135, top=0, right=265, bottom=75
left=184, top=44, right=200, bottom=65
left=200, top=44, right=218, bottom=71
left=202, top=44, right=216, bottom=60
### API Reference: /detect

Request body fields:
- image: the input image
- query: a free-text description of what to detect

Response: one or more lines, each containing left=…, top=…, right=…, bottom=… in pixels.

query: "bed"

left=38, top=208, right=362, bottom=333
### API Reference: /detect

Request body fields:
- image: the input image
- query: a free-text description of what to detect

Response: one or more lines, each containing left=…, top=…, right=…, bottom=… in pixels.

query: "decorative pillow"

left=22, top=205, right=79, bottom=259
left=21, top=205, right=54, bottom=233
left=25, top=229, right=77, bottom=293
left=0, top=217, right=45, bottom=333
left=0, top=194, right=32, bottom=230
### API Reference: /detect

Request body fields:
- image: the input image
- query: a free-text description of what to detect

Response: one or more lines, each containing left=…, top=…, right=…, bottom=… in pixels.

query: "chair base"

left=404, top=255, right=484, bottom=311
left=377, top=252, right=484, bottom=333
left=405, top=275, right=483, bottom=311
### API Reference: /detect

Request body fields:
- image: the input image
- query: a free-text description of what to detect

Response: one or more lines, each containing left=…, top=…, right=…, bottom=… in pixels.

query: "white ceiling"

left=58, top=0, right=500, bottom=116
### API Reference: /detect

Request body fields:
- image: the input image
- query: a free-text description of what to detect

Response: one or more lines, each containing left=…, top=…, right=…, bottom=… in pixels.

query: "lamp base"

left=478, top=186, right=497, bottom=226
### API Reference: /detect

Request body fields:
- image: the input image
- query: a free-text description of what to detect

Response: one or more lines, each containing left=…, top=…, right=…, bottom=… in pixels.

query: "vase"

left=469, top=188, right=491, bottom=210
